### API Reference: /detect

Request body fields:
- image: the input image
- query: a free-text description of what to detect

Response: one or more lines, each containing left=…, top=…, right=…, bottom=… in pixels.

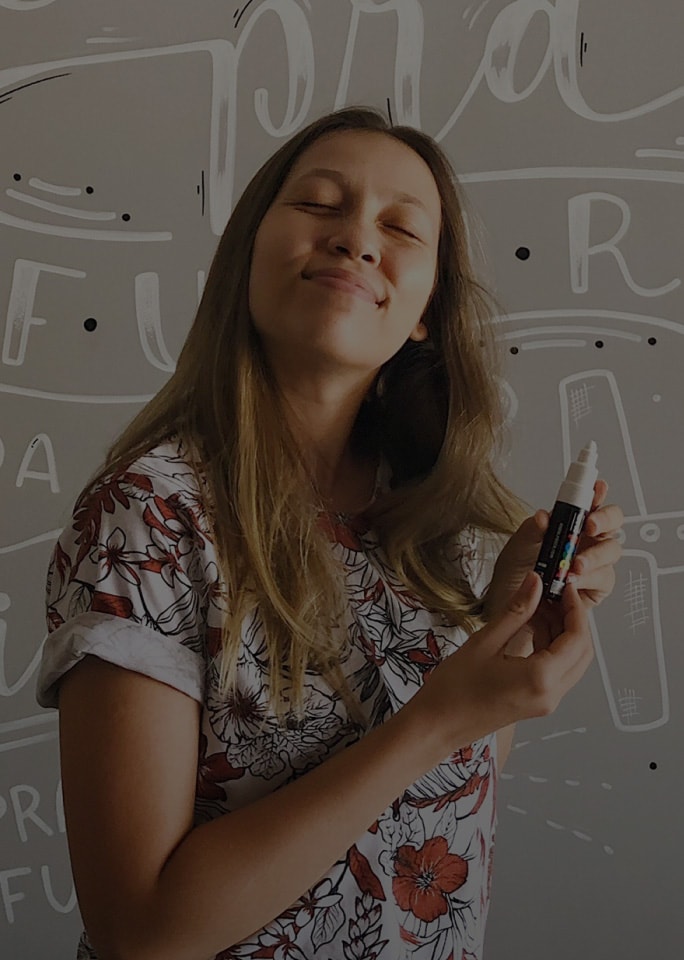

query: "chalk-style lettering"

left=40, top=864, right=77, bottom=914
left=568, top=193, right=680, bottom=297
left=9, top=785, right=54, bottom=842
left=3, top=260, right=86, bottom=366
left=135, top=273, right=177, bottom=372
left=335, top=0, right=424, bottom=127
left=0, top=867, right=31, bottom=924
left=15, top=433, right=60, bottom=493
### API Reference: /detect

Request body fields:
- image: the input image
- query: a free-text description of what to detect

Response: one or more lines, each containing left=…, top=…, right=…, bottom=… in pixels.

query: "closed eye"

left=298, top=202, right=337, bottom=210
left=387, top=224, right=419, bottom=240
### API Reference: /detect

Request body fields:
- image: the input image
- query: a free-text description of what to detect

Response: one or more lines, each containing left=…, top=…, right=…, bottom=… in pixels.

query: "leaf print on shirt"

left=71, top=471, right=153, bottom=572
left=393, top=837, right=468, bottom=923
left=291, top=879, right=345, bottom=949
left=342, top=892, right=388, bottom=960
left=405, top=746, right=493, bottom=819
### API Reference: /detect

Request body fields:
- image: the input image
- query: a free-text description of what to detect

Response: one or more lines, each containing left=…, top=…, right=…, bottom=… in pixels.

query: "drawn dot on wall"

left=0, top=592, right=10, bottom=613
left=84, top=318, right=97, bottom=332
left=13, top=172, right=21, bottom=181
left=648, top=337, right=657, bottom=345
left=640, top=522, right=660, bottom=543
left=515, top=247, right=530, bottom=260
left=510, top=346, right=519, bottom=355
left=594, top=340, right=604, bottom=348
left=649, top=762, right=658, bottom=770
left=86, top=186, right=94, bottom=194
left=122, top=213, right=131, bottom=222
left=652, top=394, right=661, bottom=403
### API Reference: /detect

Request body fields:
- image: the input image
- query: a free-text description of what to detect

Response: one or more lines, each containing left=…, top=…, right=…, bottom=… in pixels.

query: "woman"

left=37, top=107, right=622, bottom=960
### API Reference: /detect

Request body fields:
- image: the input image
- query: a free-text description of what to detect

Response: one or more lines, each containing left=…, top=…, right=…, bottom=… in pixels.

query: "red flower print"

left=91, top=591, right=134, bottom=619
left=196, top=733, right=244, bottom=800
left=393, top=836, right=468, bottom=922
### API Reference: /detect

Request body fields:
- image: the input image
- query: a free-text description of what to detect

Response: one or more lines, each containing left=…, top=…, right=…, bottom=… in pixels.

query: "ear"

left=409, top=318, right=429, bottom=342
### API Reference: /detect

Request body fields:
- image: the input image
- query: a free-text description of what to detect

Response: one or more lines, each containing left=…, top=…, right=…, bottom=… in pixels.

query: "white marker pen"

left=534, top=441, right=599, bottom=600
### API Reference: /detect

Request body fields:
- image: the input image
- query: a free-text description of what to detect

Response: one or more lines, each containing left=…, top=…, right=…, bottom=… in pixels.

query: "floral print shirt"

left=37, top=438, right=504, bottom=960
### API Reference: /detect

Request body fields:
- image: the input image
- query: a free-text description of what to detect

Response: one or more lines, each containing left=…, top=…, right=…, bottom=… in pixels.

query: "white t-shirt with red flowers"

left=37, top=437, right=504, bottom=960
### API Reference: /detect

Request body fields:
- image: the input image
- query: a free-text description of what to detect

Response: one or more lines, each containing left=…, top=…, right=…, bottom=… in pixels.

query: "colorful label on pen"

left=534, top=502, right=587, bottom=600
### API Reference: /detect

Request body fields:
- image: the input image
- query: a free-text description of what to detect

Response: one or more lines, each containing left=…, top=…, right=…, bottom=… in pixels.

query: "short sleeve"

left=36, top=459, right=209, bottom=709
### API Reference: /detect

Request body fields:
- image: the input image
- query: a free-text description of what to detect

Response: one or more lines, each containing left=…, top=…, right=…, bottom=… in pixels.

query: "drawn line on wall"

left=0, top=383, right=153, bottom=404
left=520, top=339, right=586, bottom=350
left=0, top=72, right=70, bottom=105
left=460, top=167, right=684, bottom=186
left=0, top=530, right=61, bottom=555
left=514, top=728, right=588, bottom=749
left=495, top=309, right=684, bottom=337
left=0, top=209, right=172, bottom=241
left=235, top=0, right=258, bottom=29
left=6, top=189, right=119, bottom=221
left=634, top=149, right=684, bottom=160
left=86, top=37, right=140, bottom=45
left=591, top=550, right=669, bottom=732
left=0, top=713, right=56, bottom=734
left=0, top=732, right=58, bottom=753
left=507, top=810, right=614, bottom=854
left=499, top=326, right=642, bottom=343
left=623, top=511, right=684, bottom=522
left=658, top=566, right=684, bottom=575
left=560, top=370, right=648, bottom=517
left=467, top=0, right=491, bottom=30
left=29, top=178, right=82, bottom=196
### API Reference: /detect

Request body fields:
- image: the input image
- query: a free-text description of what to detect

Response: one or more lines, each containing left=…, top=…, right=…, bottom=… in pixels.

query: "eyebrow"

left=288, top=167, right=433, bottom=216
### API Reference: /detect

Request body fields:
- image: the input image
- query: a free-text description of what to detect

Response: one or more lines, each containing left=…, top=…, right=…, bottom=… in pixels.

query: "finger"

left=590, top=479, right=609, bottom=511
left=533, top=508, right=549, bottom=537
left=535, top=582, right=590, bottom=667
left=583, top=502, right=624, bottom=539
left=571, top=536, right=623, bottom=577
left=576, top=564, right=616, bottom=607
left=476, top=571, right=543, bottom=653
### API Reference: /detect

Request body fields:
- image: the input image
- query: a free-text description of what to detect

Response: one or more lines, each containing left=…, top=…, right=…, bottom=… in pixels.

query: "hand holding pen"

left=483, top=445, right=624, bottom=626
left=407, top=571, right=593, bottom=752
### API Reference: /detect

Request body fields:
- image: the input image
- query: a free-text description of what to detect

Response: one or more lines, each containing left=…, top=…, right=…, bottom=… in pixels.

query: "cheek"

left=396, top=256, right=438, bottom=310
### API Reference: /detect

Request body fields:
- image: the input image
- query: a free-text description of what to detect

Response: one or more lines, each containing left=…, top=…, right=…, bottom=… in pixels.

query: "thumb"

left=477, top=571, right=542, bottom=653
left=527, top=510, right=549, bottom=542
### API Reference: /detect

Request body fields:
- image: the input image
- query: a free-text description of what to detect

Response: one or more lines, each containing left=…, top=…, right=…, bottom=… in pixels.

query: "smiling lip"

left=306, top=268, right=379, bottom=304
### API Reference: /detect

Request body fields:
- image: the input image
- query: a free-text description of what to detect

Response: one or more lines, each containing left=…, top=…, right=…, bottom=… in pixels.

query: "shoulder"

left=76, top=436, right=210, bottom=536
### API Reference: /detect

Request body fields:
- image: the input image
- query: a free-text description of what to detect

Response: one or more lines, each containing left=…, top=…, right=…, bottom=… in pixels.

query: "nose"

left=327, top=214, right=380, bottom=264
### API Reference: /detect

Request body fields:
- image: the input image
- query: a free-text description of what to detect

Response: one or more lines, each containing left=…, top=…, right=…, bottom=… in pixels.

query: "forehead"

left=284, top=129, right=442, bottom=217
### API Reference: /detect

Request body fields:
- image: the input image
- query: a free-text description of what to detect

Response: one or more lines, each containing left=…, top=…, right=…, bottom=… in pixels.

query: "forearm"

left=131, top=706, right=450, bottom=960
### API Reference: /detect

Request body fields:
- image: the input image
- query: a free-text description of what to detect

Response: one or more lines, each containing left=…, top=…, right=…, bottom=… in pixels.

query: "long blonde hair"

left=86, top=107, right=527, bottom=714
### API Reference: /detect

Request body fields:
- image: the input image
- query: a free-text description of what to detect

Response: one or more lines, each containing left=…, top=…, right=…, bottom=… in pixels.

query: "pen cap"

left=557, top=441, right=598, bottom=511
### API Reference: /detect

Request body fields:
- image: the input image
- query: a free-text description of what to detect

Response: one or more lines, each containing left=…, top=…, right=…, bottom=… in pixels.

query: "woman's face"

left=248, top=129, right=442, bottom=387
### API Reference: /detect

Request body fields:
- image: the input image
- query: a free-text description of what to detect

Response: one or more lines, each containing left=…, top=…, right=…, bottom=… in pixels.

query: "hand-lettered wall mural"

left=1, top=2, right=682, bottom=958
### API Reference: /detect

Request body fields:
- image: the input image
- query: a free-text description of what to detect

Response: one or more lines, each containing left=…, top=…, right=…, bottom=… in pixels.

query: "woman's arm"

left=58, top=655, right=455, bottom=960
left=58, top=573, right=591, bottom=960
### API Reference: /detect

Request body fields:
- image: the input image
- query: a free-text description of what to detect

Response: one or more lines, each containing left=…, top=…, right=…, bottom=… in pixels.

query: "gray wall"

left=1, top=1, right=682, bottom=957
